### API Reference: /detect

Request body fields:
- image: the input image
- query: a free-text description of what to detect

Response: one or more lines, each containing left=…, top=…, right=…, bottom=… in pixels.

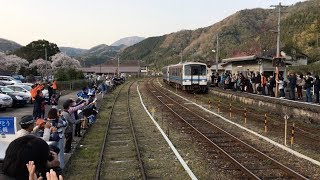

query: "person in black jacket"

left=33, top=90, right=45, bottom=120
left=305, top=72, right=314, bottom=103
left=211, top=73, right=216, bottom=87
left=47, top=82, right=53, bottom=105
left=268, top=76, right=276, bottom=97
left=314, top=74, right=320, bottom=103
left=288, top=72, right=297, bottom=100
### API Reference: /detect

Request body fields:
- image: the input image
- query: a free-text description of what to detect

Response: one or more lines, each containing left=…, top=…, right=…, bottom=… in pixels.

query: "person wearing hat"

left=16, top=115, right=36, bottom=138
left=16, top=115, right=51, bottom=140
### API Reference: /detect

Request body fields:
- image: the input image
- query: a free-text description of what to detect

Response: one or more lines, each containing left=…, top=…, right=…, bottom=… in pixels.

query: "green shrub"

left=55, top=68, right=84, bottom=81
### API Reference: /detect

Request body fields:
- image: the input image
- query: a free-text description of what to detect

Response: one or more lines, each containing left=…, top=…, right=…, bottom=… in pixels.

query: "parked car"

left=0, top=76, right=21, bottom=85
left=0, top=81, right=6, bottom=86
left=6, top=85, right=32, bottom=103
left=0, top=86, right=27, bottom=107
left=20, top=83, right=34, bottom=86
left=0, top=93, right=13, bottom=110
left=11, top=75, right=26, bottom=83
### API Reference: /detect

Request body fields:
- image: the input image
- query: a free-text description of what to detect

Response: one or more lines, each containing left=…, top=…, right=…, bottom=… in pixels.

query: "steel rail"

left=95, top=82, right=130, bottom=180
left=127, top=82, right=147, bottom=180
left=148, top=79, right=307, bottom=180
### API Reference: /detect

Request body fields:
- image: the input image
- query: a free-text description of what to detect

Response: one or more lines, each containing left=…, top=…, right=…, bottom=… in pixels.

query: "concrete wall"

left=210, top=89, right=320, bottom=124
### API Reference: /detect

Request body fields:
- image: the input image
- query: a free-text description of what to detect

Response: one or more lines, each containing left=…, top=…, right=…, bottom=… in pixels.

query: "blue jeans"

left=58, top=138, right=65, bottom=169
left=306, top=88, right=312, bottom=102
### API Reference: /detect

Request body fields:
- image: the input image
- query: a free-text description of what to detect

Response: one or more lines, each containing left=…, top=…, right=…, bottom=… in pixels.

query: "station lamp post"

left=212, top=34, right=219, bottom=73
left=43, top=44, right=48, bottom=80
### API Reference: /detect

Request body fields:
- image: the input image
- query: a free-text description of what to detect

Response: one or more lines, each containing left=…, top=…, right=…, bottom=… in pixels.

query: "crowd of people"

left=31, top=80, right=59, bottom=120
left=211, top=71, right=320, bottom=104
left=1, top=75, right=125, bottom=179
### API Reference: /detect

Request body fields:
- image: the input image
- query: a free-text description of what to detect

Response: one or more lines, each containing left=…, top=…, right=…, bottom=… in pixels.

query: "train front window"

left=189, top=65, right=207, bottom=75
left=200, top=65, right=206, bottom=75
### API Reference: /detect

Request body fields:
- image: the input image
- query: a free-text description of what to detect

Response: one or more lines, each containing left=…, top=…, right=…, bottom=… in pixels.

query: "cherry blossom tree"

left=51, top=52, right=81, bottom=70
left=29, top=58, right=52, bottom=77
left=0, top=52, right=29, bottom=74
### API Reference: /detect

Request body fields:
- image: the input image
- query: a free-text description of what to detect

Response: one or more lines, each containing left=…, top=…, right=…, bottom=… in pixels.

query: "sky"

left=0, top=0, right=304, bottom=49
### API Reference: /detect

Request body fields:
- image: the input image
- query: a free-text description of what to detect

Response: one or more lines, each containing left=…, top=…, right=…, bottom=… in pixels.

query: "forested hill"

left=0, top=38, right=22, bottom=52
left=120, top=0, right=320, bottom=69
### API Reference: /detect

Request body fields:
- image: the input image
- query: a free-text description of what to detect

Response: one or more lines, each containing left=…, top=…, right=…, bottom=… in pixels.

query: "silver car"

left=6, top=85, right=32, bottom=103
left=0, top=93, right=13, bottom=110
left=0, top=76, right=20, bottom=85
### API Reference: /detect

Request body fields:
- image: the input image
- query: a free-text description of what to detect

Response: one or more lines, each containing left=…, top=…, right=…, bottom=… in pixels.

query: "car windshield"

left=0, top=86, right=14, bottom=93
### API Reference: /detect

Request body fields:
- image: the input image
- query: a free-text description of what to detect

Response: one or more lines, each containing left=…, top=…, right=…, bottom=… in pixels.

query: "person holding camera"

left=61, top=99, right=87, bottom=153
left=16, top=115, right=52, bottom=141
left=47, top=108, right=68, bottom=168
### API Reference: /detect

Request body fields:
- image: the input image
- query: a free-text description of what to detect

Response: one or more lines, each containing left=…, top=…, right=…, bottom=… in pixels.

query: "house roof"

left=100, top=60, right=146, bottom=67
left=80, top=66, right=141, bottom=73
left=80, top=60, right=146, bottom=73
left=222, top=55, right=272, bottom=63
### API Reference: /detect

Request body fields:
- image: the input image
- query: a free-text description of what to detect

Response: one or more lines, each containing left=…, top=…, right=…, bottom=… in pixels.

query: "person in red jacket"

left=261, top=72, right=267, bottom=95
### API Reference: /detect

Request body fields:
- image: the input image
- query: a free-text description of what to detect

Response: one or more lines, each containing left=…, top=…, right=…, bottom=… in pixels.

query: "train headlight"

left=201, top=80, right=206, bottom=82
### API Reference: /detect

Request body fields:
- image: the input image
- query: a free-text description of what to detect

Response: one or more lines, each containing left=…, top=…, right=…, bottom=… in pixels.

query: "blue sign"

left=0, top=117, right=15, bottom=134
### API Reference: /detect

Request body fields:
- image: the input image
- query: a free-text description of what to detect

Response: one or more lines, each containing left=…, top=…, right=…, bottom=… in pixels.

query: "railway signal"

left=244, top=108, right=247, bottom=124
left=284, top=114, right=289, bottom=146
left=264, top=114, right=267, bottom=133
left=291, top=123, right=295, bottom=147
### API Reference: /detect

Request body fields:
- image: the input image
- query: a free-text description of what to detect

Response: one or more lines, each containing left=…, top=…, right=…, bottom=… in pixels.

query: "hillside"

left=59, top=47, right=87, bottom=57
left=79, top=44, right=127, bottom=66
left=111, top=36, right=145, bottom=46
left=120, top=0, right=320, bottom=69
left=0, top=38, right=22, bottom=52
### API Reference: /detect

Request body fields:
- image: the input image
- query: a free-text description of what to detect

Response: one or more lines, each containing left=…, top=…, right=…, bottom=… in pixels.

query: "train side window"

left=185, top=65, right=191, bottom=76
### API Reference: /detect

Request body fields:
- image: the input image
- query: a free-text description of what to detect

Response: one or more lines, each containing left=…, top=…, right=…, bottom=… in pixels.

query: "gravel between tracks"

left=140, top=79, right=233, bottom=179
left=156, top=78, right=320, bottom=179
left=131, top=81, right=190, bottom=179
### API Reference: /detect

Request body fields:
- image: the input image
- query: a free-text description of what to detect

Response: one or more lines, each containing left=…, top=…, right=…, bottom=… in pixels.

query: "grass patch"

left=63, top=87, right=121, bottom=179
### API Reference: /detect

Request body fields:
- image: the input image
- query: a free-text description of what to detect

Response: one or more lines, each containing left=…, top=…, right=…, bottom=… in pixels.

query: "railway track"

left=146, top=79, right=308, bottom=179
left=160, top=77, right=320, bottom=153
left=95, top=81, right=146, bottom=180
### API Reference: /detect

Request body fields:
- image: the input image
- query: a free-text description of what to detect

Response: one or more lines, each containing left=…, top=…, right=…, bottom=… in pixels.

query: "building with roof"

left=221, top=55, right=287, bottom=77
left=80, top=60, right=148, bottom=76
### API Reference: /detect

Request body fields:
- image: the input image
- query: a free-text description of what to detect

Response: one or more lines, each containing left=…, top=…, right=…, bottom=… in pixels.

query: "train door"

left=191, top=65, right=200, bottom=84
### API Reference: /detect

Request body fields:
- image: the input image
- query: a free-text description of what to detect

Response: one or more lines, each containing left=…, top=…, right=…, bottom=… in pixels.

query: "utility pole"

left=215, top=34, right=219, bottom=73
left=117, top=56, right=120, bottom=77
left=44, top=45, right=48, bottom=80
left=271, top=2, right=287, bottom=98
left=137, top=59, right=140, bottom=77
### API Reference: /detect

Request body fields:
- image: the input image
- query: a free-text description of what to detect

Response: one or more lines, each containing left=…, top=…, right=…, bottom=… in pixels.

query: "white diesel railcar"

left=162, top=62, right=208, bottom=93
